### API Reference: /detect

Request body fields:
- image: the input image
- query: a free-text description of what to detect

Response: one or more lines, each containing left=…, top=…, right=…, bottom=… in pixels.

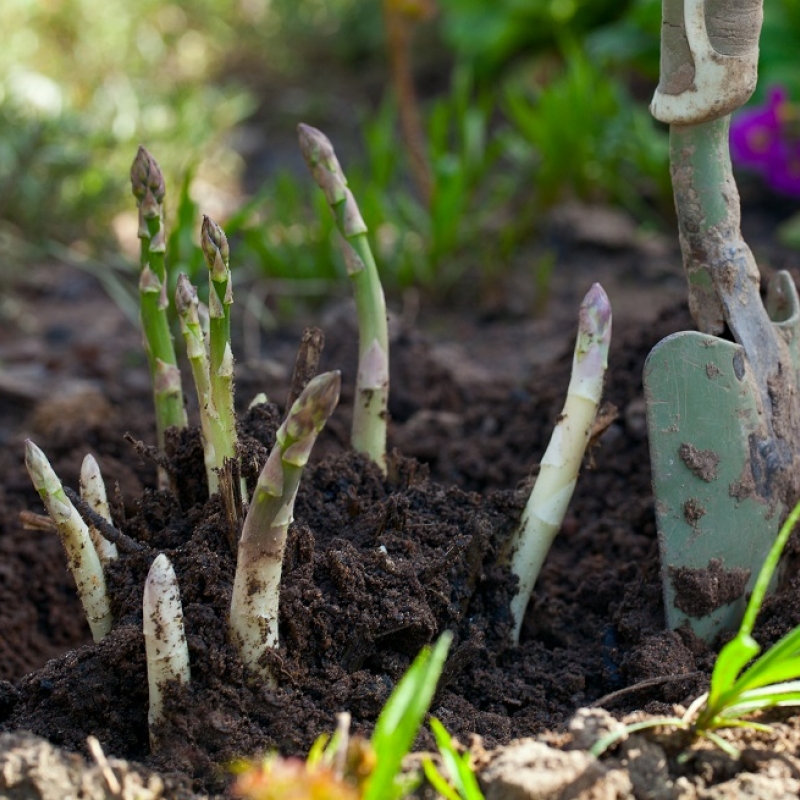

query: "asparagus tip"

left=582, top=283, right=611, bottom=331
left=577, top=283, right=612, bottom=360
left=297, top=123, right=334, bottom=169
left=24, top=439, right=52, bottom=494
left=201, top=215, right=230, bottom=280
left=288, top=370, right=341, bottom=435
left=174, top=273, right=198, bottom=317
left=130, top=146, right=165, bottom=219
left=297, top=123, right=351, bottom=211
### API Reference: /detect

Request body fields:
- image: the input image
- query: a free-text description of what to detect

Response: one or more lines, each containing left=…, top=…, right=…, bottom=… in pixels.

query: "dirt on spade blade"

left=6, top=259, right=800, bottom=799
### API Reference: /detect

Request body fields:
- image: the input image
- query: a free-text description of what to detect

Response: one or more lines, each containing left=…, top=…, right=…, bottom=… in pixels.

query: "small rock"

left=569, top=708, right=628, bottom=752
left=482, top=738, right=632, bottom=800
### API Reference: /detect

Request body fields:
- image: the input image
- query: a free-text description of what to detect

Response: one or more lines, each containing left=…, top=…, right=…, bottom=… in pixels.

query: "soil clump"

left=4, top=215, right=800, bottom=797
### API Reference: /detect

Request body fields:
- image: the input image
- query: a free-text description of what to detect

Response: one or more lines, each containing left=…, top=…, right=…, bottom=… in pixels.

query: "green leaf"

left=705, top=633, right=760, bottom=713
left=422, top=758, right=462, bottom=800
left=428, top=717, right=485, bottom=800
left=364, top=632, right=452, bottom=800
left=720, top=681, right=800, bottom=718
left=731, top=627, right=800, bottom=695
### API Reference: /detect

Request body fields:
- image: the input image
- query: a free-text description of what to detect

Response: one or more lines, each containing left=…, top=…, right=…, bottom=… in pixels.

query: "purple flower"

left=730, top=86, right=800, bottom=196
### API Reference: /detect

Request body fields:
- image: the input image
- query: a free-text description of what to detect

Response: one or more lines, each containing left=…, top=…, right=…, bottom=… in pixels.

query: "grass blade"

left=364, top=632, right=452, bottom=800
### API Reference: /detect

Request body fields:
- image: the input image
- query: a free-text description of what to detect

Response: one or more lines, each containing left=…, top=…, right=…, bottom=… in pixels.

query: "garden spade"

left=643, top=0, right=800, bottom=641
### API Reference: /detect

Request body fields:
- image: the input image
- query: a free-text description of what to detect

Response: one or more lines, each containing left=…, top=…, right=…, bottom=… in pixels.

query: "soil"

left=3, top=194, right=800, bottom=799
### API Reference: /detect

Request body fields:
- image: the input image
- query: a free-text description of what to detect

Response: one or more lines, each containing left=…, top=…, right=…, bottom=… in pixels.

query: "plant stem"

left=79, top=454, right=119, bottom=564
left=229, top=371, right=341, bottom=685
left=25, top=440, right=112, bottom=641
left=507, top=284, right=612, bottom=645
left=201, top=216, right=242, bottom=496
left=175, top=273, right=218, bottom=494
left=382, top=0, right=434, bottom=206
left=298, top=124, right=389, bottom=473
left=130, top=147, right=187, bottom=486
left=143, top=553, right=191, bottom=750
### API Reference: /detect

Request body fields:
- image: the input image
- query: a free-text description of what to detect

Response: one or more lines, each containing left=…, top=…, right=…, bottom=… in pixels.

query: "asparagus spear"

left=508, top=284, right=612, bottom=644
left=79, top=454, right=119, bottom=564
left=25, top=440, right=112, bottom=642
left=175, top=273, right=218, bottom=493
left=298, top=124, right=389, bottom=473
left=229, top=371, right=341, bottom=685
left=201, top=216, right=239, bottom=476
left=143, top=553, right=191, bottom=750
left=130, top=147, right=187, bottom=486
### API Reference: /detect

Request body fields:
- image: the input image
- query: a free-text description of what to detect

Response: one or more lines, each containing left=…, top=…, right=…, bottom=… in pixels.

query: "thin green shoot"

left=364, top=631, right=452, bottom=800
left=591, top=499, right=800, bottom=759
left=422, top=717, right=485, bottom=800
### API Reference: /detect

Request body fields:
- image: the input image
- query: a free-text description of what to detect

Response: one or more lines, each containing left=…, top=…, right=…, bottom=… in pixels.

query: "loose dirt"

left=3, top=198, right=800, bottom=798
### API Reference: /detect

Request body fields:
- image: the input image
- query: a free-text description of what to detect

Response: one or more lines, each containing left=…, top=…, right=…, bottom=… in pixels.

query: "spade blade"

left=644, top=331, right=782, bottom=642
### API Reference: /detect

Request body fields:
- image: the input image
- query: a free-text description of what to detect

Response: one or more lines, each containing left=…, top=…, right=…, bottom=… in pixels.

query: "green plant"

left=201, top=215, right=241, bottom=494
left=2, top=0, right=253, bottom=260
left=230, top=371, right=341, bottom=685
left=130, top=146, right=188, bottom=487
left=503, top=44, right=670, bottom=218
left=233, top=632, right=453, bottom=800
left=299, top=124, right=390, bottom=472
left=591, top=499, right=800, bottom=759
left=435, top=0, right=635, bottom=78
left=422, top=718, right=485, bottom=800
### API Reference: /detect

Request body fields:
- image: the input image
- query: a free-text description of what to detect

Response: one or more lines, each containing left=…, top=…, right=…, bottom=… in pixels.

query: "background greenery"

left=2, top=0, right=798, bottom=309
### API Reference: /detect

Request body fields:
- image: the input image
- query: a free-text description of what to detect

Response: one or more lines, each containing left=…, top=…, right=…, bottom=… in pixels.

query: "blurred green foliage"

left=756, top=0, right=800, bottom=100
left=436, top=0, right=636, bottom=77
left=5, top=0, right=800, bottom=303
left=1, top=0, right=253, bottom=245
left=503, top=45, right=670, bottom=218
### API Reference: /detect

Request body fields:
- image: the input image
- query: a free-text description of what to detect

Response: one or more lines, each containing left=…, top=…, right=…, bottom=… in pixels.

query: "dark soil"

left=3, top=196, right=800, bottom=798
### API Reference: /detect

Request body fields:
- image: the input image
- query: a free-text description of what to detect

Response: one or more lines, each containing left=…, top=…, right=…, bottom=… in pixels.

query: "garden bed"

left=3, top=206, right=800, bottom=798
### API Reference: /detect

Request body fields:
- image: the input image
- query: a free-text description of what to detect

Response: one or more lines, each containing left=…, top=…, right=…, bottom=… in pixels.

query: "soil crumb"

left=669, top=558, right=751, bottom=617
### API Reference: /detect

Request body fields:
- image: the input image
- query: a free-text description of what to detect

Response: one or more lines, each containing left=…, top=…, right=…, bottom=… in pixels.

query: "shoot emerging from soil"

left=143, top=553, right=191, bottom=750
left=79, top=454, right=119, bottom=564
left=175, top=273, right=218, bottom=493
left=298, top=123, right=389, bottom=473
left=230, top=370, right=341, bottom=685
left=508, top=283, right=612, bottom=644
left=25, top=440, right=112, bottom=642
left=130, top=146, right=187, bottom=485
left=201, top=215, right=240, bottom=490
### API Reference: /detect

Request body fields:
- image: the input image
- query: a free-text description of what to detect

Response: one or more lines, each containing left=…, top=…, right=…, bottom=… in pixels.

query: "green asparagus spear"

left=130, top=147, right=187, bottom=485
left=298, top=124, right=389, bottom=473
left=200, top=216, right=242, bottom=494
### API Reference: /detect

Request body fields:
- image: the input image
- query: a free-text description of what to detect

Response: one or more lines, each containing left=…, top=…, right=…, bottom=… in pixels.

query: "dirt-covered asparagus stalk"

left=508, top=284, right=612, bottom=644
left=25, top=440, right=112, bottom=642
left=175, top=274, right=219, bottom=493
left=230, top=371, right=341, bottom=685
left=143, top=553, right=190, bottom=750
left=130, top=147, right=187, bottom=483
left=79, top=454, right=118, bottom=564
left=298, top=124, right=389, bottom=473
left=200, top=216, right=245, bottom=498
